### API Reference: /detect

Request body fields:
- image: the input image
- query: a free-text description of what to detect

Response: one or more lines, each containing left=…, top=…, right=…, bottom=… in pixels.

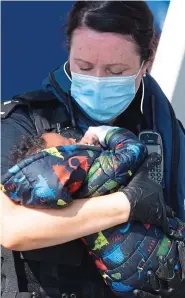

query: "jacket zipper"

left=168, top=101, right=180, bottom=213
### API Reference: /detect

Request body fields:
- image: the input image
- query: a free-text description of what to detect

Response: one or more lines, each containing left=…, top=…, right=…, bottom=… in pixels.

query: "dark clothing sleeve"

left=1, top=106, right=37, bottom=177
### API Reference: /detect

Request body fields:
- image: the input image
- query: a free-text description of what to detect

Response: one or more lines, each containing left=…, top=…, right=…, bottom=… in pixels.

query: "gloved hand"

left=133, top=243, right=185, bottom=298
left=119, top=153, right=175, bottom=234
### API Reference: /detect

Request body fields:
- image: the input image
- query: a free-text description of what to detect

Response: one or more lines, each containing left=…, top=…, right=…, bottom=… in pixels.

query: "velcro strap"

left=2, top=293, right=33, bottom=298
left=40, top=287, right=61, bottom=298
left=178, top=241, right=185, bottom=278
left=1, top=247, right=19, bottom=293
left=1, top=293, right=16, bottom=298
left=39, top=263, right=61, bottom=298
left=40, top=263, right=59, bottom=287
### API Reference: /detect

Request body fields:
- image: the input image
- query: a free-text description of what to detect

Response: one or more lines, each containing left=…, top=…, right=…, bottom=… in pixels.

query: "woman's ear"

left=142, top=60, right=152, bottom=76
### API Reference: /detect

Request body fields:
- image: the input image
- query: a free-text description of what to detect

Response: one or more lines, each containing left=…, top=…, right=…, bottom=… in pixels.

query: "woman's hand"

left=119, top=153, right=175, bottom=234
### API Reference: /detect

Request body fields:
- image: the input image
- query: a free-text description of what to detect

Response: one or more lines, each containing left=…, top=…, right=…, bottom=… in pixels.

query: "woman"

left=1, top=1, right=184, bottom=298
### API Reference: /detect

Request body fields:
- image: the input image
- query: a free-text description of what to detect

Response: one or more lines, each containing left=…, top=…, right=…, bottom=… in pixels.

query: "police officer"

left=1, top=2, right=185, bottom=298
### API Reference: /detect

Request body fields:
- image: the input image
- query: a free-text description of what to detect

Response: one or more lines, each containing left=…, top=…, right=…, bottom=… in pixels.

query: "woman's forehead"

left=70, top=27, right=140, bottom=67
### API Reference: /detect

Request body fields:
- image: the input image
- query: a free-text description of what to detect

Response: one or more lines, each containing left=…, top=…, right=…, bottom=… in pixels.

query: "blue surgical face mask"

left=70, top=63, right=144, bottom=123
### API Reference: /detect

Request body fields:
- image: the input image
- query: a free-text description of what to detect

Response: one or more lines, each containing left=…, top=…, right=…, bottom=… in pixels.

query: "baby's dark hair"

left=11, top=135, right=46, bottom=164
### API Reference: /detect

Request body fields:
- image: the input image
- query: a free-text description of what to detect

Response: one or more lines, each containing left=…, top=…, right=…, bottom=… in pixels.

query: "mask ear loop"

left=64, top=61, right=72, bottom=82
left=134, top=61, right=145, bottom=115
left=135, top=61, right=145, bottom=78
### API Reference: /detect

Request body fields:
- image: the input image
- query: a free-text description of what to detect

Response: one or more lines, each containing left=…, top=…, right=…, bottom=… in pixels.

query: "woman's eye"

left=80, top=67, right=92, bottom=71
left=111, top=71, right=123, bottom=75
left=108, top=69, right=124, bottom=75
left=108, top=69, right=130, bottom=76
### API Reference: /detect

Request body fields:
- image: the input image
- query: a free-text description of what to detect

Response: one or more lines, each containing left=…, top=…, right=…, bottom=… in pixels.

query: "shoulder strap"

left=167, top=100, right=180, bottom=214
left=13, top=90, right=57, bottom=102
left=1, top=90, right=58, bottom=118
left=1, top=90, right=70, bottom=135
left=1, top=99, right=28, bottom=119
left=178, top=119, right=185, bottom=134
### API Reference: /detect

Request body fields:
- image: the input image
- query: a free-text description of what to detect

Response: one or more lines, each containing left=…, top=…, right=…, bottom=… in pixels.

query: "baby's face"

left=42, top=133, right=76, bottom=148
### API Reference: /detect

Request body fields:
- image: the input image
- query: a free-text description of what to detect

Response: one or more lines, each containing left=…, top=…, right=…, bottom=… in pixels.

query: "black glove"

left=133, top=242, right=185, bottom=298
left=120, top=153, right=175, bottom=234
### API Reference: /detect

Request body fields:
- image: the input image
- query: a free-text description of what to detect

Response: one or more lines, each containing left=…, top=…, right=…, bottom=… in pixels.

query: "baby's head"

left=11, top=128, right=101, bottom=164
left=11, top=133, right=76, bottom=164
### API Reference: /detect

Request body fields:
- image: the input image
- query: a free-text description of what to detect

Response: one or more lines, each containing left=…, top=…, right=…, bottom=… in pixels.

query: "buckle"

left=31, top=292, right=40, bottom=298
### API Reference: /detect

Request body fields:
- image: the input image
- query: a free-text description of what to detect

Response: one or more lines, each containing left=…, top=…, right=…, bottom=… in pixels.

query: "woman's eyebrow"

left=74, top=58, right=93, bottom=64
left=106, top=63, right=130, bottom=67
left=74, top=58, right=130, bottom=68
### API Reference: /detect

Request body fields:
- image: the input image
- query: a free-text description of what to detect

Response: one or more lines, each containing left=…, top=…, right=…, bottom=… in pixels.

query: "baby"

left=2, top=126, right=185, bottom=297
